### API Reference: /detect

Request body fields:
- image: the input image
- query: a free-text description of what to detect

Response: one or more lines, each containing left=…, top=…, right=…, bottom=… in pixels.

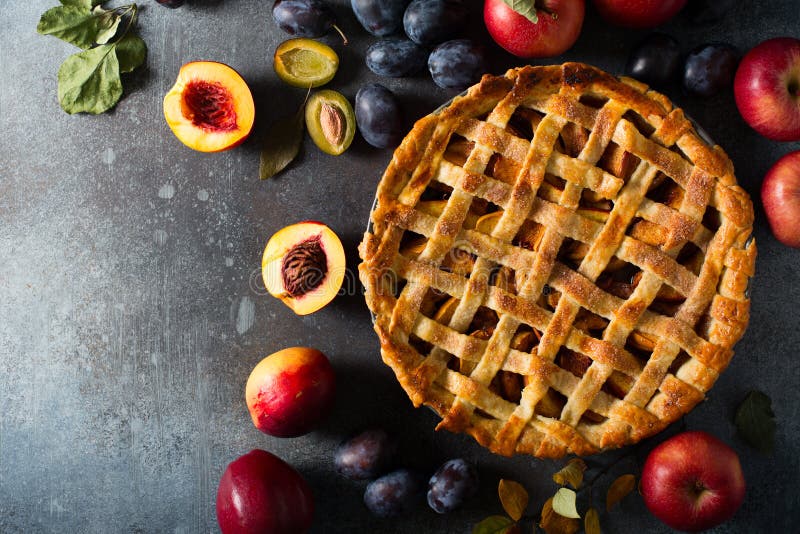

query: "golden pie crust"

left=359, top=63, right=755, bottom=458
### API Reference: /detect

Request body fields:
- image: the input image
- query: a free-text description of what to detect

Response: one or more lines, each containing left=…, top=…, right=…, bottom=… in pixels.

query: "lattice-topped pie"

left=358, top=63, right=755, bottom=458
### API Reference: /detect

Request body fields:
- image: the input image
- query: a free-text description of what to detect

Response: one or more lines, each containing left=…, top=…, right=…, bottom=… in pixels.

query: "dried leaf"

left=539, top=497, right=580, bottom=534
left=501, top=0, right=539, bottom=24
left=472, top=515, right=516, bottom=534
left=735, top=390, right=776, bottom=453
left=551, top=488, right=580, bottom=519
left=552, top=458, right=587, bottom=490
left=605, top=474, right=636, bottom=511
left=259, top=104, right=305, bottom=180
left=498, top=479, right=529, bottom=521
left=584, top=507, right=601, bottom=534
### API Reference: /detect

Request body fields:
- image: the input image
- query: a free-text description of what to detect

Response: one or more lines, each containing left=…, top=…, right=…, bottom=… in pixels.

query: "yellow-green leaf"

left=498, top=479, right=528, bottom=521
left=540, top=497, right=580, bottom=534
left=584, top=507, right=601, bottom=534
left=472, top=515, right=516, bottom=534
left=552, top=458, right=587, bottom=490
left=606, top=474, right=636, bottom=511
left=552, top=488, right=580, bottom=519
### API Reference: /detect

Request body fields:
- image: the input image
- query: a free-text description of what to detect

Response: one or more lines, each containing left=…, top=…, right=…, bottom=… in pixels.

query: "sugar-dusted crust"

left=359, top=63, right=755, bottom=458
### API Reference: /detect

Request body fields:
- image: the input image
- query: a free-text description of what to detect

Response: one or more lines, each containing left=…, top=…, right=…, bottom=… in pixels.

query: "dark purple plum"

left=355, top=84, right=403, bottom=149
left=428, top=39, right=486, bottom=90
left=272, top=0, right=345, bottom=42
left=366, top=39, right=428, bottom=78
left=351, top=0, right=410, bottom=37
left=156, top=0, right=184, bottom=7
left=426, top=458, right=479, bottom=514
left=364, top=469, right=424, bottom=518
left=683, top=43, right=739, bottom=97
left=403, top=0, right=467, bottom=46
left=626, top=33, right=681, bottom=87
left=334, top=428, right=396, bottom=480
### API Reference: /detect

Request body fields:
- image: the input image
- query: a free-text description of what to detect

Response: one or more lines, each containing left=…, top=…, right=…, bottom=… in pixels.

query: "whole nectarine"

left=246, top=347, right=336, bottom=438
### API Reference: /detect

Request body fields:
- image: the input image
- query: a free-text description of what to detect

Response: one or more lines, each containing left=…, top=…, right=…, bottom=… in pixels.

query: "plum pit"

left=182, top=80, right=238, bottom=132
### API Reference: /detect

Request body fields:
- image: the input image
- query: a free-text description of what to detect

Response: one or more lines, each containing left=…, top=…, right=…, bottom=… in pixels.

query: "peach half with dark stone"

left=262, top=221, right=346, bottom=315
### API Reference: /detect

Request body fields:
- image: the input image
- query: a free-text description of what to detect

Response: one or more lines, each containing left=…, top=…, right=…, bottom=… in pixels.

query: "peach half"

left=163, top=61, right=255, bottom=152
left=262, top=222, right=345, bottom=315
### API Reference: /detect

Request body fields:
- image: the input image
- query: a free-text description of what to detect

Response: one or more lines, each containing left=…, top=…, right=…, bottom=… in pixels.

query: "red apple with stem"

left=483, top=0, right=585, bottom=58
left=734, top=37, right=800, bottom=142
left=762, top=150, right=800, bottom=248
left=592, top=0, right=687, bottom=28
left=641, top=431, right=746, bottom=532
left=216, top=449, right=314, bottom=534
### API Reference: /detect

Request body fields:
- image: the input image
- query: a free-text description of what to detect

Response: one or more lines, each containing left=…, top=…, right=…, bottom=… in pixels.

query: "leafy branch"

left=37, top=1, right=147, bottom=114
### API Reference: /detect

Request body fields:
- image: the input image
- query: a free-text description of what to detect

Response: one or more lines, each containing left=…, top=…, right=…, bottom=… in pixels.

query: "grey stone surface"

left=1, top=1, right=798, bottom=532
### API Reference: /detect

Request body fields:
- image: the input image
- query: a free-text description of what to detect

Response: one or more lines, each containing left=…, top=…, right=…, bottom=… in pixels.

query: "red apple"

left=483, top=0, right=585, bottom=58
left=762, top=150, right=800, bottom=248
left=246, top=347, right=336, bottom=438
left=641, top=431, right=746, bottom=532
left=734, top=37, right=800, bottom=142
left=216, top=449, right=314, bottom=534
left=592, top=0, right=687, bottom=28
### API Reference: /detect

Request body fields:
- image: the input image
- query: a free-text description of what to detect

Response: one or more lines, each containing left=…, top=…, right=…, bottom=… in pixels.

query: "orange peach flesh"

left=262, top=222, right=346, bottom=315
left=163, top=61, right=255, bottom=153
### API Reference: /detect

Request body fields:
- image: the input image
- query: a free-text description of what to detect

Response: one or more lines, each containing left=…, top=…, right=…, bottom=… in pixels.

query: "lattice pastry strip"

left=359, top=64, right=755, bottom=458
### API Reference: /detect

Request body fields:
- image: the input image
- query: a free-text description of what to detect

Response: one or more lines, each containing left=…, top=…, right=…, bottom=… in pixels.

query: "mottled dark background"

left=1, top=1, right=798, bottom=532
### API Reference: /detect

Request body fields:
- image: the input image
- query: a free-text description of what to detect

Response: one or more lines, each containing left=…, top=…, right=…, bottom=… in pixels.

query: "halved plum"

left=274, top=38, right=339, bottom=88
left=163, top=61, right=255, bottom=152
left=262, top=222, right=346, bottom=315
left=305, top=90, right=355, bottom=156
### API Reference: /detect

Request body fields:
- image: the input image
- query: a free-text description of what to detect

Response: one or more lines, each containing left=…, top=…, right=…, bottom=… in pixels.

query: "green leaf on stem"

left=735, top=390, right=776, bottom=453
left=260, top=103, right=306, bottom=179
left=57, top=44, right=123, bottom=114
left=60, top=0, right=103, bottom=9
left=115, top=33, right=147, bottom=73
left=502, top=0, right=539, bottom=24
left=95, top=12, right=121, bottom=45
left=37, top=5, right=102, bottom=49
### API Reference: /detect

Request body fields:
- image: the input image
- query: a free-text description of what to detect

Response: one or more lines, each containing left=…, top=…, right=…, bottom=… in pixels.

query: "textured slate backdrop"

left=1, top=1, right=798, bottom=532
